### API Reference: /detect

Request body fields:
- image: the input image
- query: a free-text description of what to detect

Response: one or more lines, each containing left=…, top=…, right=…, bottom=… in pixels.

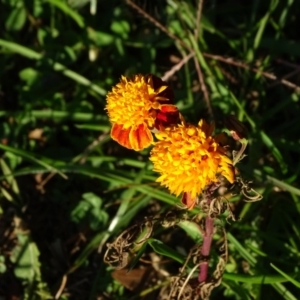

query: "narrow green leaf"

left=0, top=110, right=108, bottom=122
left=127, top=242, right=148, bottom=272
left=227, top=233, right=257, bottom=266
left=272, top=282, right=298, bottom=300
left=253, top=170, right=300, bottom=196
left=0, top=39, right=42, bottom=59
left=68, top=232, right=107, bottom=274
left=271, top=263, right=300, bottom=288
left=0, top=39, right=106, bottom=96
left=223, top=273, right=289, bottom=284
left=260, top=131, right=288, bottom=174
left=46, top=0, right=85, bottom=28
left=148, top=238, right=185, bottom=264
left=0, top=158, right=20, bottom=196
left=178, top=220, right=203, bottom=244
left=0, top=144, right=67, bottom=179
left=0, top=187, right=14, bottom=202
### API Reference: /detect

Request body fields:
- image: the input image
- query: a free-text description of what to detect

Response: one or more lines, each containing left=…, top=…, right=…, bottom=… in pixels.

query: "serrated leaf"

left=70, top=192, right=108, bottom=230
left=10, top=233, right=41, bottom=282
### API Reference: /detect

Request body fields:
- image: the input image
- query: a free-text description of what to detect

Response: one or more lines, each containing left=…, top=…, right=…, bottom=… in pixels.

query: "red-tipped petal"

left=181, top=192, right=197, bottom=210
left=160, top=104, right=179, bottom=113
left=155, top=105, right=179, bottom=129
left=129, top=123, right=153, bottom=151
left=111, top=123, right=132, bottom=149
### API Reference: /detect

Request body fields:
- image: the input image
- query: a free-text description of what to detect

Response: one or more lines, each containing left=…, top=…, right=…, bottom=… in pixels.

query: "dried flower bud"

left=224, top=115, right=248, bottom=141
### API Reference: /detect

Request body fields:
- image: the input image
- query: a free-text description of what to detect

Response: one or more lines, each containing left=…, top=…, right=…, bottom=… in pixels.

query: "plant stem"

left=198, top=184, right=217, bottom=283
left=198, top=215, right=214, bottom=283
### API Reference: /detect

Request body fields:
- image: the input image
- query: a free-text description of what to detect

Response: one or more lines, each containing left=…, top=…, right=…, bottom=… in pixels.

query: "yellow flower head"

left=106, top=74, right=179, bottom=151
left=150, top=119, right=235, bottom=207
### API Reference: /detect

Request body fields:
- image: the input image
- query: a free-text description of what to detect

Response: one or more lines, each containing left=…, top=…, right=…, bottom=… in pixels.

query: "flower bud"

left=224, top=115, right=248, bottom=141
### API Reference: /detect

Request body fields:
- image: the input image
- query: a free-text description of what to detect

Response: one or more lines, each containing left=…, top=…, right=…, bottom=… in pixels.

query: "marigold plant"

left=104, top=73, right=255, bottom=299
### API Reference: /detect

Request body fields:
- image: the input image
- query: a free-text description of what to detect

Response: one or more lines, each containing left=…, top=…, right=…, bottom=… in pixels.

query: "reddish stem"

left=198, top=216, right=214, bottom=283
left=198, top=183, right=219, bottom=284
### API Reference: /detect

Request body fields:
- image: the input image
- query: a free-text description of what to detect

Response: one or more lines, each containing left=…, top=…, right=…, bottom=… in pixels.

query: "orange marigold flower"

left=106, top=74, right=179, bottom=151
left=149, top=119, right=235, bottom=208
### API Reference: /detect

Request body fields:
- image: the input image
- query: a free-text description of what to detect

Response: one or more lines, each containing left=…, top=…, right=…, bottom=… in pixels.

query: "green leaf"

left=127, top=242, right=148, bottom=272
left=253, top=169, right=300, bottom=196
left=178, top=220, right=203, bottom=244
left=111, top=20, right=130, bottom=39
left=75, top=124, right=110, bottom=131
left=148, top=238, right=185, bottom=264
left=19, top=68, right=40, bottom=86
left=88, top=28, right=114, bottom=46
left=10, top=233, right=41, bottom=282
left=224, top=273, right=290, bottom=284
left=0, top=143, right=67, bottom=179
left=260, top=131, right=288, bottom=174
left=5, top=6, right=27, bottom=31
left=46, top=0, right=85, bottom=28
left=0, top=158, right=20, bottom=198
left=227, top=233, right=257, bottom=266
left=271, top=263, right=300, bottom=288
left=0, top=39, right=106, bottom=96
left=0, top=110, right=108, bottom=122
left=70, top=192, right=108, bottom=230
left=0, top=186, right=13, bottom=202
left=68, top=231, right=107, bottom=274
left=0, top=256, right=7, bottom=273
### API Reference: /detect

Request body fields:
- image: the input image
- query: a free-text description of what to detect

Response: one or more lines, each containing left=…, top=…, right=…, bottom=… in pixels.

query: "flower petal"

left=129, top=123, right=153, bottom=151
left=160, top=104, right=179, bottom=113
left=155, top=105, right=179, bottom=129
left=111, top=123, right=132, bottom=149
left=181, top=192, right=197, bottom=210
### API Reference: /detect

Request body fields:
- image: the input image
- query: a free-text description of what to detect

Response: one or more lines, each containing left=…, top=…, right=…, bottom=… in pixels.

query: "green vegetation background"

left=1, top=0, right=300, bottom=299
